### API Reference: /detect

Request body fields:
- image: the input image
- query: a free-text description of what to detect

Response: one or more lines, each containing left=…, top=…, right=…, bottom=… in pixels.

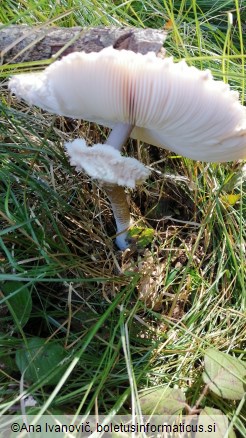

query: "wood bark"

left=0, top=25, right=167, bottom=65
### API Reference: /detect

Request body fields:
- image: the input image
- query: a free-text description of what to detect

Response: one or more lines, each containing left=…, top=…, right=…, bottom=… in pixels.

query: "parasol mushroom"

left=9, top=47, right=246, bottom=248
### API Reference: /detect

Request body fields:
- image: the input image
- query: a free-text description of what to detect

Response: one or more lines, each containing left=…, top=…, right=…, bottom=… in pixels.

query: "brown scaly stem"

left=103, top=183, right=132, bottom=250
left=103, top=122, right=134, bottom=249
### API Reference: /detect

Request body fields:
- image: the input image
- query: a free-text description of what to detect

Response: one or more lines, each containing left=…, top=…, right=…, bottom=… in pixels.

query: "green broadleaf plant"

left=139, top=386, right=186, bottom=416
left=202, top=348, right=246, bottom=400
left=15, top=337, right=68, bottom=385
left=197, top=407, right=236, bottom=438
left=128, top=226, right=155, bottom=248
left=139, top=349, right=245, bottom=437
left=1, top=280, right=32, bottom=329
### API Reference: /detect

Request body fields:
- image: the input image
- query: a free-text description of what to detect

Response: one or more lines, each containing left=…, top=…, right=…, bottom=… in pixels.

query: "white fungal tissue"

left=65, top=139, right=150, bottom=188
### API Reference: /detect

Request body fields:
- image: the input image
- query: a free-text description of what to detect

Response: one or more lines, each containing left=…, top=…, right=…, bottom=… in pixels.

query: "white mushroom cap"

left=9, top=46, right=246, bottom=162
left=65, top=139, right=150, bottom=188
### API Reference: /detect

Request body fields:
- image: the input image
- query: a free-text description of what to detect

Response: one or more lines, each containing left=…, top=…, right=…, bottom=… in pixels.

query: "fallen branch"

left=0, top=25, right=167, bottom=64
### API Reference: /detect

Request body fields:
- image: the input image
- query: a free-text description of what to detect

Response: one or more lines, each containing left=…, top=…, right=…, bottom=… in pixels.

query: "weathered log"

left=0, top=25, right=167, bottom=64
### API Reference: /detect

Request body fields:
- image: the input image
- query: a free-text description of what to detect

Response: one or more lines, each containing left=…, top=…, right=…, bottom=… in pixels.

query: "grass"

left=0, top=0, right=245, bottom=433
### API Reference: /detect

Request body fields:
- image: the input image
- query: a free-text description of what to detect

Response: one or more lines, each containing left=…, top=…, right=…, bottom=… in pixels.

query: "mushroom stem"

left=103, top=122, right=134, bottom=249
left=105, top=122, right=133, bottom=150
left=103, top=183, right=132, bottom=250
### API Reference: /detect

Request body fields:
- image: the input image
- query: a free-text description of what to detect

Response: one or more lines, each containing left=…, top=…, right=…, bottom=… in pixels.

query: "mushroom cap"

left=9, top=46, right=246, bottom=162
left=65, top=139, right=150, bottom=188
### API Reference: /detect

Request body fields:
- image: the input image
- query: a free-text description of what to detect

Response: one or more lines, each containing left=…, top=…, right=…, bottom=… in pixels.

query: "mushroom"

left=9, top=47, right=246, bottom=248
